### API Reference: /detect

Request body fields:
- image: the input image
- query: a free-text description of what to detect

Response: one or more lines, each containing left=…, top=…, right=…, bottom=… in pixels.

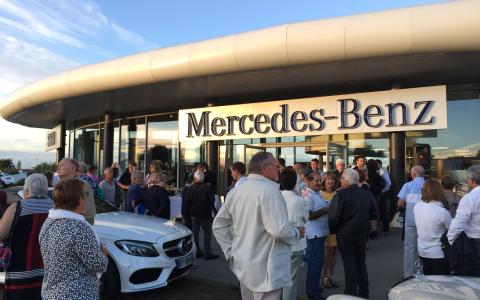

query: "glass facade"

left=66, top=96, right=479, bottom=195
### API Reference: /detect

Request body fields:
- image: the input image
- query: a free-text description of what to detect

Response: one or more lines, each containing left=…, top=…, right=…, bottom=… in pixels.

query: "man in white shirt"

left=231, top=161, right=247, bottom=188
left=447, top=165, right=480, bottom=275
left=304, top=172, right=329, bottom=300
left=213, top=152, right=304, bottom=300
left=280, top=169, right=308, bottom=300
left=397, top=165, right=425, bottom=278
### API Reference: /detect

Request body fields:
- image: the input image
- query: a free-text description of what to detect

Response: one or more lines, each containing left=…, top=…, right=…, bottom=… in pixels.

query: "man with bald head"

left=56, top=158, right=96, bottom=224
left=397, top=165, right=425, bottom=278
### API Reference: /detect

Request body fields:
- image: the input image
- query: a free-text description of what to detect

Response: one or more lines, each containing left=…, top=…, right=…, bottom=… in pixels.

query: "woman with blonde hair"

left=320, top=172, right=340, bottom=288
left=413, top=179, right=451, bottom=275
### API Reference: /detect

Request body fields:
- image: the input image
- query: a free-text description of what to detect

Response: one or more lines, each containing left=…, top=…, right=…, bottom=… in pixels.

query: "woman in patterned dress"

left=40, top=178, right=108, bottom=300
left=320, top=172, right=340, bottom=289
left=0, top=174, right=53, bottom=300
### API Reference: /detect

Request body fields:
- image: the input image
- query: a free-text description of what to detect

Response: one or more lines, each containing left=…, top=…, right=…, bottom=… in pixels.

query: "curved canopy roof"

left=1, top=0, right=480, bottom=128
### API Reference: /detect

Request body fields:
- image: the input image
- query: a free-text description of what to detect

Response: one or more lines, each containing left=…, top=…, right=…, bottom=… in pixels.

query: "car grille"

left=162, top=234, right=193, bottom=257
left=129, top=268, right=163, bottom=284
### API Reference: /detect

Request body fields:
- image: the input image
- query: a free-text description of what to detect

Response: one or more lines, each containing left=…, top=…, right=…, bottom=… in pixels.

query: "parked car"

left=0, top=173, right=14, bottom=185
left=9, top=192, right=196, bottom=299
left=388, top=275, right=480, bottom=300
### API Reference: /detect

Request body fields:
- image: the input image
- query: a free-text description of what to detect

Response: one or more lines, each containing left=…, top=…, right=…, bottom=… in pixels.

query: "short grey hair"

left=342, top=168, right=359, bottom=186
left=336, top=158, right=345, bottom=165
left=194, top=171, right=204, bottom=183
left=467, top=165, right=480, bottom=185
left=24, top=173, right=49, bottom=199
left=411, top=165, right=425, bottom=177
left=248, top=152, right=274, bottom=174
left=151, top=173, right=167, bottom=185
left=131, top=170, right=144, bottom=181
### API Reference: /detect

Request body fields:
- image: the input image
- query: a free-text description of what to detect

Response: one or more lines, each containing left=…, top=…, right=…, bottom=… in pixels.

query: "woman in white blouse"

left=413, top=179, right=452, bottom=275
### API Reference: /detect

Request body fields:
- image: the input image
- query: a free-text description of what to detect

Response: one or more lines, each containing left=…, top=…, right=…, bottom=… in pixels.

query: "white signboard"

left=178, top=85, right=447, bottom=142
left=45, top=124, right=61, bottom=151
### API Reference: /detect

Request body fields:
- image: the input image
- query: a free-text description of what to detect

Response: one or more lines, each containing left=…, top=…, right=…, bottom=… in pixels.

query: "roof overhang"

left=1, top=0, right=480, bottom=128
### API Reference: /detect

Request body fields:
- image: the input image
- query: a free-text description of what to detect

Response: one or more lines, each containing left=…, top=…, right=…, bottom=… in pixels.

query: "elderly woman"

left=413, top=179, right=452, bottom=275
left=144, top=173, right=170, bottom=219
left=0, top=174, right=53, bottom=300
left=40, top=178, right=108, bottom=300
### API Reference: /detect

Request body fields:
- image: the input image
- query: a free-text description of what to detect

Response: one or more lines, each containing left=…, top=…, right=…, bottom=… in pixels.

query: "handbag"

left=0, top=201, right=22, bottom=271
left=390, top=211, right=404, bottom=228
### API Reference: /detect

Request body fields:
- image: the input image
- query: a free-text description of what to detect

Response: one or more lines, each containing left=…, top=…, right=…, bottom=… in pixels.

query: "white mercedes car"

left=95, top=200, right=196, bottom=299
left=11, top=192, right=196, bottom=299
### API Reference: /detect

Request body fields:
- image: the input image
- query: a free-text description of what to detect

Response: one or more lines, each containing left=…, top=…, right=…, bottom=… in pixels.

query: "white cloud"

left=0, top=0, right=159, bottom=54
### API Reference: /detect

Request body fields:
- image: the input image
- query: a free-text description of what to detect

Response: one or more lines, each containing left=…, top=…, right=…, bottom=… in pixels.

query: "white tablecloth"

left=169, top=195, right=222, bottom=219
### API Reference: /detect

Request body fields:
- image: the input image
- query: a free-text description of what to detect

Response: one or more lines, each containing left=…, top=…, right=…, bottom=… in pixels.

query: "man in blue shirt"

left=397, top=165, right=425, bottom=278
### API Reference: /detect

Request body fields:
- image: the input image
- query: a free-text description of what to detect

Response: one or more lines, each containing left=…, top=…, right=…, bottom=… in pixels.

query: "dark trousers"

left=419, top=256, right=450, bottom=275
left=191, top=217, right=213, bottom=255
left=472, top=238, right=480, bottom=276
left=378, top=191, right=390, bottom=233
left=337, top=234, right=369, bottom=299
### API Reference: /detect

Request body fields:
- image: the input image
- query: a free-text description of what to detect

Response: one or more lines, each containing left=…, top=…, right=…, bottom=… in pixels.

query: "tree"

left=32, top=162, right=57, bottom=174
left=0, top=158, right=14, bottom=170
left=16, top=160, right=21, bottom=170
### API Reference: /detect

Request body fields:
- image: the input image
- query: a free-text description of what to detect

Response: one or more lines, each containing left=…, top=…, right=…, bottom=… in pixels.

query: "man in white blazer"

left=213, top=152, right=304, bottom=300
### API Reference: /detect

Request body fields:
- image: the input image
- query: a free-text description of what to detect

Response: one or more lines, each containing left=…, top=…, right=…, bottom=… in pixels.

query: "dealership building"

left=1, top=0, right=479, bottom=196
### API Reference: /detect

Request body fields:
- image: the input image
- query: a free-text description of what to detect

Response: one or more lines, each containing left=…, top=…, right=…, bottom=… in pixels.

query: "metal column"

left=389, top=131, right=406, bottom=197
left=206, top=141, right=219, bottom=194
left=103, top=112, right=114, bottom=170
left=55, top=121, right=65, bottom=164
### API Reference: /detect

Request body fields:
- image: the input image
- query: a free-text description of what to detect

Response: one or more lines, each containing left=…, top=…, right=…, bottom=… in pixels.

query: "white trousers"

left=282, top=252, right=303, bottom=300
left=240, top=283, right=282, bottom=300
left=404, top=224, right=418, bottom=278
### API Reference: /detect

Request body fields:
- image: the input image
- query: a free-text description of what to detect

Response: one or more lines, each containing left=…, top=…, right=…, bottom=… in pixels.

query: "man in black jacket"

left=186, top=170, right=218, bottom=260
left=328, top=168, right=377, bottom=299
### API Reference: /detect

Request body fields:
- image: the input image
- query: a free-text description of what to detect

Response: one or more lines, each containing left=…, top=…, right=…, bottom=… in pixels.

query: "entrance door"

left=325, top=141, right=347, bottom=171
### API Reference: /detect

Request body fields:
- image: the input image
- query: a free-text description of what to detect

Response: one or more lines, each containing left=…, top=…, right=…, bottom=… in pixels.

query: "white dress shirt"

left=448, top=186, right=480, bottom=244
left=282, top=190, right=308, bottom=253
left=413, top=201, right=451, bottom=258
left=234, top=176, right=247, bottom=188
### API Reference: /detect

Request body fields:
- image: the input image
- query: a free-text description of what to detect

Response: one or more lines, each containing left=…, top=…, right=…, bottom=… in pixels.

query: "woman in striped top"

left=0, top=174, right=53, bottom=300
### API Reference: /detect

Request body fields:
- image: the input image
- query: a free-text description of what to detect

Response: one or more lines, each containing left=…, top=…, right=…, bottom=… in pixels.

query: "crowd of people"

left=0, top=153, right=479, bottom=300
left=214, top=153, right=480, bottom=300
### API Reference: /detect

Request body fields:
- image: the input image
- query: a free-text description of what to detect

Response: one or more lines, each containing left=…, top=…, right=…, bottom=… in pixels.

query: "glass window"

left=119, top=118, right=146, bottom=172
left=113, top=124, right=119, bottom=167
left=180, top=141, right=205, bottom=187
left=407, top=99, right=480, bottom=186
left=146, top=119, right=178, bottom=186
left=73, top=124, right=101, bottom=168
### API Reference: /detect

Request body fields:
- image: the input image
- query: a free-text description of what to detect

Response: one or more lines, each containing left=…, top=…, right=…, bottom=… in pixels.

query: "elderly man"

left=56, top=158, right=96, bottom=224
left=328, top=168, right=377, bottom=298
left=186, top=171, right=218, bottom=260
left=213, top=152, right=304, bottom=300
left=448, top=165, right=480, bottom=275
left=99, top=167, right=116, bottom=206
left=334, top=159, right=346, bottom=189
left=304, top=172, right=329, bottom=300
left=397, top=165, right=426, bottom=278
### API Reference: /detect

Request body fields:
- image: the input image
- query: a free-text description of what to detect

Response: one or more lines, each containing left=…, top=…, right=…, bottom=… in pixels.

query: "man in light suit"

left=213, top=152, right=305, bottom=300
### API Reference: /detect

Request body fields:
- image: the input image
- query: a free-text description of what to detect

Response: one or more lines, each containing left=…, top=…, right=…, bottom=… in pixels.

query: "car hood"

left=94, top=212, right=190, bottom=243
left=389, top=275, right=480, bottom=300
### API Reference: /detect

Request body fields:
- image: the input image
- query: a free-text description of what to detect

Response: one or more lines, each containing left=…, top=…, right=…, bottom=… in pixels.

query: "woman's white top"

left=413, top=201, right=452, bottom=258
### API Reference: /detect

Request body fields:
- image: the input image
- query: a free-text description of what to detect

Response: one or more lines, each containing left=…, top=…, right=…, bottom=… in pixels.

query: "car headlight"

left=115, top=240, right=159, bottom=257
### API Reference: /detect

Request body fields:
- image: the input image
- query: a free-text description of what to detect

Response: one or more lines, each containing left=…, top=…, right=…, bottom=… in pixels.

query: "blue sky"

left=0, top=0, right=444, bottom=167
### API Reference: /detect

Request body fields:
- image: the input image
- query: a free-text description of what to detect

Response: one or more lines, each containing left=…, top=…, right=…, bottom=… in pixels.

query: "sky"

left=0, top=0, right=445, bottom=168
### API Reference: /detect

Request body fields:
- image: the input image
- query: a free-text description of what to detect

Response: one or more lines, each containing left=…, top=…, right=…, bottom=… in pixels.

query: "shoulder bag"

left=0, top=201, right=22, bottom=271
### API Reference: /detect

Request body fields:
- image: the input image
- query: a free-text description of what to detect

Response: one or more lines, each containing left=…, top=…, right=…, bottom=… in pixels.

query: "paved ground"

left=113, top=227, right=404, bottom=300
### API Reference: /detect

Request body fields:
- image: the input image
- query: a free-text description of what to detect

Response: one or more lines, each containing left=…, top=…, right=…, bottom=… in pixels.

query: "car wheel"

left=100, top=257, right=120, bottom=300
